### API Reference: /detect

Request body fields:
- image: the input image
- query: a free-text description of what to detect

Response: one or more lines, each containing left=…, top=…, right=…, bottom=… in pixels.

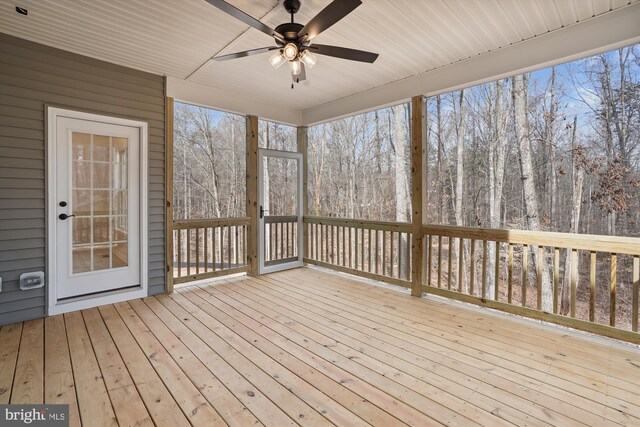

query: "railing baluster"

left=522, top=245, right=528, bottom=307
left=590, top=251, right=596, bottom=322
left=227, top=224, right=232, bottom=269
left=571, top=249, right=578, bottom=318
left=537, top=246, right=543, bottom=311
left=633, top=255, right=639, bottom=332
left=362, top=229, right=367, bottom=272
left=406, top=233, right=411, bottom=281
left=177, top=229, right=182, bottom=278
left=447, top=237, right=453, bottom=290
left=508, top=243, right=513, bottom=304
left=219, top=225, right=223, bottom=269
left=195, top=227, right=200, bottom=274
left=610, top=253, right=617, bottom=327
left=235, top=225, right=239, bottom=267
left=553, top=247, right=559, bottom=313
left=437, top=235, right=442, bottom=288
left=458, top=238, right=464, bottom=293
left=368, top=228, right=373, bottom=273
left=427, top=235, right=432, bottom=287
left=213, top=227, right=217, bottom=271
left=187, top=228, right=191, bottom=276
left=469, top=239, right=475, bottom=295
left=382, top=230, right=387, bottom=277
left=342, top=226, right=346, bottom=267
left=482, top=240, right=488, bottom=298
left=348, top=227, right=352, bottom=269
left=204, top=227, right=209, bottom=273
left=375, top=230, right=379, bottom=275
left=495, top=241, right=500, bottom=301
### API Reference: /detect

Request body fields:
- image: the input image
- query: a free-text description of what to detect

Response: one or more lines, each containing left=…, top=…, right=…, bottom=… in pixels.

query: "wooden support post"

left=165, top=97, right=174, bottom=293
left=410, top=95, right=426, bottom=297
left=246, top=115, right=259, bottom=276
left=297, top=126, right=308, bottom=259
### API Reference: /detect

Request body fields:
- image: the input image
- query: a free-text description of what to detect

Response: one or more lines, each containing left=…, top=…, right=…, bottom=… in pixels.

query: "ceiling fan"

left=206, top=0, right=379, bottom=86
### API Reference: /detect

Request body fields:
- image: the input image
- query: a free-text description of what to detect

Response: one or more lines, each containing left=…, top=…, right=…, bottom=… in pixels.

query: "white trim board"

left=46, top=107, right=149, bottom=315
left=166, top=77, right=302, bottom=126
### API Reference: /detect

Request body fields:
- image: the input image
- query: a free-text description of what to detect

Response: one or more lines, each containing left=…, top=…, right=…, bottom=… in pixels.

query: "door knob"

left=58, top=213, right=76, bottom=220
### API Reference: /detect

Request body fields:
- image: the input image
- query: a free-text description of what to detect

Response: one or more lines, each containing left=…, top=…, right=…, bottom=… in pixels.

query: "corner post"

left=165, top=96, right=174, bottom=293
left=297, top=126, right=308, bottom=258
left=246, top=115, right=260, bottom=276
left=411, top=95, right=426, bottom=297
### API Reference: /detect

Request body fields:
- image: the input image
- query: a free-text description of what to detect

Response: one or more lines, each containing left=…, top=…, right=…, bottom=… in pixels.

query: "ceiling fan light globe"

left=283, top=43, right=299, bottom=61
left=300, top=50, right=317, bottom=68
left=290, top=59, right=302, bottom=76
left=269, top=51, right=286, bottom=68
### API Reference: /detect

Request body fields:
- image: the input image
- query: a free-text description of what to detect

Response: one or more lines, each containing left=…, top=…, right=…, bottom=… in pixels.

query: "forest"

left=173, top=43, right=640, bottom=329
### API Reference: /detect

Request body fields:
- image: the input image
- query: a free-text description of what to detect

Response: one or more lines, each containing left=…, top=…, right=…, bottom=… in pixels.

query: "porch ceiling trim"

left=166, top=76, right=303, bottom=125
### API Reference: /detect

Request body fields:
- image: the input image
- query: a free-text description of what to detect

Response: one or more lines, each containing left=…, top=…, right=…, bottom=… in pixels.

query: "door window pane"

left=71, top=132, right=130, bottom=273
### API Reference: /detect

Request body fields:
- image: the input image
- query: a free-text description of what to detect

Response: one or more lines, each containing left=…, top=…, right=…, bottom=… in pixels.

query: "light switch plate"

left=19, top=272, right=45, bottom=290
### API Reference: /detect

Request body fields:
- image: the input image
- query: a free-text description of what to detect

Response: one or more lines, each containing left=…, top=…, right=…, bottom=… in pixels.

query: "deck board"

left=1, top=267, right=639, bottom=426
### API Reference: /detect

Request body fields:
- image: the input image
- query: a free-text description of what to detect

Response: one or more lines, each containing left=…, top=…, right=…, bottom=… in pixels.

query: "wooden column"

left=410, top=95, right=427, bottom=297
left=246, top=115, right=260, bottom=276
left=297, top=126, right=308, bottom=258
left=165, top=97, right=174, bottom=293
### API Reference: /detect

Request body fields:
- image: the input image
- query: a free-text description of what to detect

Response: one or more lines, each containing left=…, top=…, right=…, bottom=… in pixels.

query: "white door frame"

left=47, top=107, right=148, bottom=315
left=258, top=148, right=304, bottom=274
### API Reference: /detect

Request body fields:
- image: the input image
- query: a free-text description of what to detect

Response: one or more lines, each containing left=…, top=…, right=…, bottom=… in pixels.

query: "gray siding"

left=0, top=33, right=166, bottom=325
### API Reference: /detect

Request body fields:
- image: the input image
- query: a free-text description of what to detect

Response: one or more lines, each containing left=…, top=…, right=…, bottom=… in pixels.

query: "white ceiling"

left=1, top=0, right=639, bottom=124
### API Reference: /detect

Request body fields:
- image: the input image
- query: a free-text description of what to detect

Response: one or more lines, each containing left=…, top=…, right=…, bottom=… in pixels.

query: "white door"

left=258, top=149, right=303, bottom=274
left=53, top=115, right=141, bottom=299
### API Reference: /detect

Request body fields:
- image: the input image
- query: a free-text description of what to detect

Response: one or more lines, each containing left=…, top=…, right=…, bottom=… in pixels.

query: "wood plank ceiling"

left=1, top=0, right=637, bottom=112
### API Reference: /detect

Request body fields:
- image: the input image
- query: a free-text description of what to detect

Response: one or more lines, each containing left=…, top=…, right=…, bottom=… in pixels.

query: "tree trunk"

left=513, top=74, right=553, bottom=311
left=393, top=104, right=410, bottom=277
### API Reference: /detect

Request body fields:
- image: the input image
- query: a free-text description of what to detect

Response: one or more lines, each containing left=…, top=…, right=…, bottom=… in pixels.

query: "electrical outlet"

left=19, top=272, right=45, bottom=290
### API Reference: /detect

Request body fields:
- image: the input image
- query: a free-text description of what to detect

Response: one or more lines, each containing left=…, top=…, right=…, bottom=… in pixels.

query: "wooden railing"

left=173, top=217, right=250, bottom=284
left=304, top=216, right=413, bottom=287
left=423, top=225, right=640, bottom=343
left=264, top=215, right=299, bottom=266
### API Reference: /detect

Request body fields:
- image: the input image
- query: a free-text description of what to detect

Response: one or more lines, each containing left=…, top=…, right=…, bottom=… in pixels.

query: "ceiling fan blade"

left=213, top=47, right=278, bottom=61
left=297, top=0, right=362, bottom=42
left=205, top=0, right=284, bottom=41
left=293, top=63, right=307, bottom=83
left=309, top=44, right=378, bottom=63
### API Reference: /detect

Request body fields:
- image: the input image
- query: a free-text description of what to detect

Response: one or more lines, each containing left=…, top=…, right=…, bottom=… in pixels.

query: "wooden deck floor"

left=1, top=268, right=639, bottom=426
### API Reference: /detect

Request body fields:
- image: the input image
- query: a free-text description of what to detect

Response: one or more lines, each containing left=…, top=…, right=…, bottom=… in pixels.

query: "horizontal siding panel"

left=0, top=238, right=44, bottom=250
left=0, top=179, right=45, bottom=190
left=0, top=104, right=44, bottom=120
left=1, top=62, right=164, bottom=105
left=0, top=229, right=45, bottom=240
left=0, top=34, right=165, bottom=325
left=0, top=39, right=164, bottom=90
left=0, top=135, right=45, bottom=150
left=0, top=209, right=44, bottom=220
left=0, top=286, right=45, bottom=303
left=0, top=218, right=44, bottom=230
left=0, top=74, right=164, bottom=114
left=0, top=52, right=164, bottom=97
left=0, top=114, right=43, bottom=130
left=0, top=188, right=45, bottom=198
left=0, top=248, right=45, bottom=262
left=0, top=85, right=165, bottom=122
left=0, top=258, right=45, bottom=273
left=0, top=168, right=45, bottom=180
left=0, top=306, right=45, bottom=326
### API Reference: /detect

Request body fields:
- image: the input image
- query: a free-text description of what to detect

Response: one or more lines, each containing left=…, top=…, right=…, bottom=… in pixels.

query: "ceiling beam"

left=166, top=76, right=302, bottom=125
left=301, top=2, right=640, bottom=126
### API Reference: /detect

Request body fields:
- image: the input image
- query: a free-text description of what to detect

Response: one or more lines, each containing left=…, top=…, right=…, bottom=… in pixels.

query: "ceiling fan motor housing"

left=275, top=22, right=305, bottom=45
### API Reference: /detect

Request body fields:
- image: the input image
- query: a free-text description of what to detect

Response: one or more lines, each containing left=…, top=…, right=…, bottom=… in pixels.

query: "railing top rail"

left=173, top=217, right=250, bottom=229
left=265, top=215, right=298, bottom=223
left=423, top=224, right=640, bottom=255
left=304, top=215, right=411, bottom=232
